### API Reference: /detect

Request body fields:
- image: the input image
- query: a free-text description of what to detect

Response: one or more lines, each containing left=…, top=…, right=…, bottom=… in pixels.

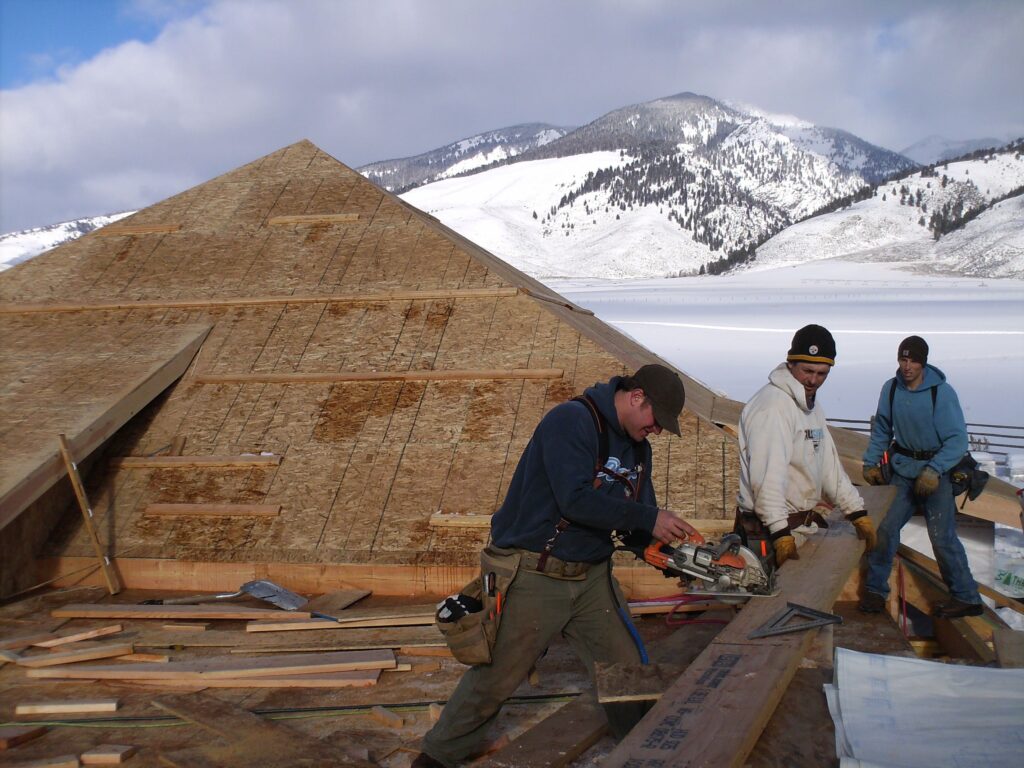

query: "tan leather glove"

left=862, top=465, right=885, bottom=486
left=914, top=467, right=940, bottom=497
left=772, top=534, right=799, bottom=567
left=846, top=511, right=877, bottom=551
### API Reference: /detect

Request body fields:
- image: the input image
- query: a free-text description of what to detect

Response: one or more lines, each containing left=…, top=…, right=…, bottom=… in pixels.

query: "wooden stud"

left=267, top=213, right=360, bottom=225
left=127, top=669, right=380, bottom=688
left=80, top=745, right=137, bottom=765
left=1, top=632, right=58, bottom=650
left=0, top=724, right=47, bottom=749
left=95, top=223, right=180, bottom=236
left=0, top=287, right=519, bottom=315
left=110, top=454, right=281, bottom=469
left=52, top=604, right=312, bottom=621
left=2, top=757, right=79, bottom=768
left=195, top=368, right=564, bottom=384
left=162, top=623, right=210, bottom=632
left=17, top=643, right=133, bottom=668
left=15, top=700, right=119, bottom=715
left=57, top=435, right=121, bottom=595
left=144, top=503, right=281, bottom=517
left=119, top=652, right=170, bottom=663
left=33, top=625, right=123, bottom=648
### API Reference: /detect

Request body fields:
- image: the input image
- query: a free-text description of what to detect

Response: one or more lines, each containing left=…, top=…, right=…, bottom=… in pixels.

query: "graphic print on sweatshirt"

left=803, top=428, right=823, bottom=452
left=597, top=456, right=641, bottom=497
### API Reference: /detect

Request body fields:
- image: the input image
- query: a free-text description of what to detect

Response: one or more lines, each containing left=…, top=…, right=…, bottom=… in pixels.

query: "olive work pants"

left=421, top=558, right=649, bottom=767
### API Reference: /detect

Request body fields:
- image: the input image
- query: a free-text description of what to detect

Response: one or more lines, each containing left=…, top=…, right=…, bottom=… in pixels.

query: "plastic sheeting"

left=825, top=647, right=1024, bottom=768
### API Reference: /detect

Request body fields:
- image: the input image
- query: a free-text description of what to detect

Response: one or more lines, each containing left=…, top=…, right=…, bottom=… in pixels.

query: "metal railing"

left=829, top=418, right=1024, bottom=475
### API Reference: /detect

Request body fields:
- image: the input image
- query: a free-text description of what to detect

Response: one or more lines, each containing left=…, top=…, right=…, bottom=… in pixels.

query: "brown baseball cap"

left=632, top=364, right=685, bottom=436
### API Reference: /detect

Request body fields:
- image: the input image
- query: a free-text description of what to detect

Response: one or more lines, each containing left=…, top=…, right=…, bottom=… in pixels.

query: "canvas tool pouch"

left=435, top=544, right=521, bottom=666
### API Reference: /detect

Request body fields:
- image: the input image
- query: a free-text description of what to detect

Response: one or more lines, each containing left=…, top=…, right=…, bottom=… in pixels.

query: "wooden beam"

left=15, top=699, right=119, bottom=715
left=143, top=504, right=281, bottom=518
left=247, top=604, right=435, bottom=632
left=0, top=287, right=519, bottom=315
left=80, top=744, right=137, bottom=765
left=17, top=642, right=133, bottom=667
left=109, top=455, right=281, bottom=469
left=95, top=223, right=180, bottom=236
left=0, top=724, right=47, bottom=749
left=57, top=434, right=121, bottom=595
left=126, top=669, right=380, bottom=688
left=267, top=213, right=359, bottom=225
left=52, top=604, right=313, bottom=621
left=26, top=648, right=395, bottom=680
left=897, top=544, right=1024, bottom=615
left=194, top=368, right=564, bottom=384
left=601, top=486, right=894, bottom=768
left=33, top=624, right=123, bottom=648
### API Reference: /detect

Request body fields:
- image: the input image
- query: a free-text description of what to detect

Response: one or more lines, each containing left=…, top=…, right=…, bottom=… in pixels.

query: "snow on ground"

left=402, top=151, right=714, bottom=279
left=550, top=259, right=1024, bottom=428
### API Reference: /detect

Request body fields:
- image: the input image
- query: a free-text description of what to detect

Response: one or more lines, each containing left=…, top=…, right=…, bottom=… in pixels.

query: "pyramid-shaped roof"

left=0, top=140, right=742, bottom=597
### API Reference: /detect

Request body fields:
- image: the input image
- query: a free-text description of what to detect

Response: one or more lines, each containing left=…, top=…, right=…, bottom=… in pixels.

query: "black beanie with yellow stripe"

left=787, top=324, right=836, bottom=366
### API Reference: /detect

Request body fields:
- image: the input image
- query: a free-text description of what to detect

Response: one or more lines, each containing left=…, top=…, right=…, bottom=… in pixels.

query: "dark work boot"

left=932, top=598, right=984, bottom=619
left=410, top=753, right=446, bottom=768
left=858, top=591, right=886, bottom=614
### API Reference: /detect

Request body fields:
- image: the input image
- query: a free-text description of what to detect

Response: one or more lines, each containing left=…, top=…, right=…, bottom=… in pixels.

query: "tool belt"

left=891, top=442, right=937, bottom=461
left=733, top=507, right=828, bottom=541
left=517, top=549, right=591, bottom=580
left=434, top=544, right=521, bottom=666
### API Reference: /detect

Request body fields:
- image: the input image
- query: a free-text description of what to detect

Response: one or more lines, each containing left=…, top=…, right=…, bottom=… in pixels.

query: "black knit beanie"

left=898, top=335, right=928, bottom=365
left=787, top=324, right=836, bottom=366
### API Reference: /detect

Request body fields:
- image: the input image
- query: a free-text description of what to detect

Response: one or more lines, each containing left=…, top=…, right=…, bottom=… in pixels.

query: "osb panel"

left=2, top=139, right=739, bottom=582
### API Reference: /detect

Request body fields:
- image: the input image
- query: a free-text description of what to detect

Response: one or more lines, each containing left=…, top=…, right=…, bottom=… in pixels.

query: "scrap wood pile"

left=0, top=583, right=720, bottom=766
left=0, top=585, right=458, bottom=766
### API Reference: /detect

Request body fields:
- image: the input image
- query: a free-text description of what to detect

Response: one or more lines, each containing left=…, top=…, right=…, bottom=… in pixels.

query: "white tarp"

left=825, top=647, right=1024, bottom=767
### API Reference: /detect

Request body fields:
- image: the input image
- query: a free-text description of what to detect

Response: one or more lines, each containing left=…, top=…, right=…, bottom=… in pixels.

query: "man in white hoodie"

left=735, top=325, right=876, bottom=568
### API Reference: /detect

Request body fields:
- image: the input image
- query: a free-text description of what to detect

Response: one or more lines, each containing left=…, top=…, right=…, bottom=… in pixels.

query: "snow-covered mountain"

left=747, top=142, right=1024, bottom=278
left=358, top=123, right=573, bottom=192
left=0, top=212, right=132, bottom=271
left=900, top=135, right=1005, bottom=165
left=403, top=92, right=918, bottom=278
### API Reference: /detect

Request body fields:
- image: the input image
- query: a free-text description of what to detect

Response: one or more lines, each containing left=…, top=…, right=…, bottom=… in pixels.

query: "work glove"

left=770, top=529, right=799, bottom=567
left=862, top=465, right=885, bottom=486
left=914, top=467, right=940, bottom=497
left=846, top=510, right=877, bottom=551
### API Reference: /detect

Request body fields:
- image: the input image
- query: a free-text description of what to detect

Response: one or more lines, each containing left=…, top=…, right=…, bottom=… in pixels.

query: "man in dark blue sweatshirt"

left=414, top=364, right=696, bottom=768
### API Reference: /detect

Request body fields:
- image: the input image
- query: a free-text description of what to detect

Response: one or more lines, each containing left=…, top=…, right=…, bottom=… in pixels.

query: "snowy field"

left=550, top=259, right=1024, bottom=429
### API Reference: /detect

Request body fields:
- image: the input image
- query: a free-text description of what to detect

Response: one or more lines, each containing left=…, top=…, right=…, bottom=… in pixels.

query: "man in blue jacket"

left=413, top=364, right=696, bottom=768
left=859, top=336, right=982, bottom=618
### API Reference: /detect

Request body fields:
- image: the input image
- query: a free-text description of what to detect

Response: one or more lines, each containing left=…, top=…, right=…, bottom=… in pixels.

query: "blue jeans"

left=865, top=470, right=981, bottom=603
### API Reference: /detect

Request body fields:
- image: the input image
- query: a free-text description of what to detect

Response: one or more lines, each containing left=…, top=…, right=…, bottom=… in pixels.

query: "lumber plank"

left=245, top=603, right=435, bottom=632
left=80, top=744, right=137, bottom=765
left=897, top=543, right=1024, bottom=614
left=1, top=632, right=58, bottom=650
left=152, top=692, right=377, bottom=767
left=109, top=454, right=281, bottom=469
left=143, top=503, right=281, bottom=517
left=601, top=486, right=894, bottom=768
left=0, top=288, right=518, bottom=315
left=26, top=648, right=395, bottom=680
left=370, top=705, right=405, bottom=727
left=267, top=213, right=360, bottom=225
left=127, top=669, right=380, bottom=688
left=2, top=756, right=79, bottom=767
left=0, top=724, right=47, bottom=749
left=58, top=434, right=121, bottom=595
left=17, top=642, right=133, bottom=667
left=15, top=700, right=119, bottom=715
left=33, top=624, right=122, bottom=648
left=195, top=368, right=564, bottom=384
left=52, top=604, right=312, bottom=621
left=306, top=588, right=371, bottom=614
left=95, top=223, right=180, bottom=235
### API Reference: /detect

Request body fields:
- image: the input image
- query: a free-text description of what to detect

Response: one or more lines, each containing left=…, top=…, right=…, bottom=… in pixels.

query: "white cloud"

left=1, top=0, right=1022, bottom=233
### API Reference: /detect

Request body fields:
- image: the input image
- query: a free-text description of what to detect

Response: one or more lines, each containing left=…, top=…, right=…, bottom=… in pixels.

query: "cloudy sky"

left=1, top=0, right=1022, bottom=234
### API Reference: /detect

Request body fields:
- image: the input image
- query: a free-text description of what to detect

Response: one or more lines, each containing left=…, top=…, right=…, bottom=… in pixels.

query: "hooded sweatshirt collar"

left=769, top=362, right=814, bottom=413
